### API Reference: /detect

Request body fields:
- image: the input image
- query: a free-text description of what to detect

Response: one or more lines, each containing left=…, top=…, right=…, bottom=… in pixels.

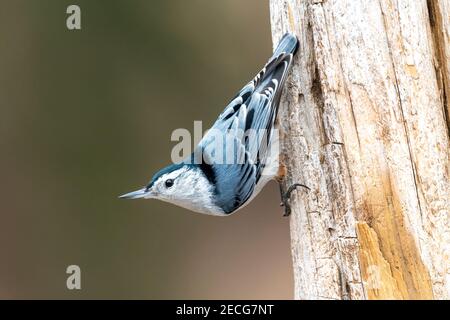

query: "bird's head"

left=119, top=162, right=220, bottom=214
left=120, top=163, right=192, bottom=200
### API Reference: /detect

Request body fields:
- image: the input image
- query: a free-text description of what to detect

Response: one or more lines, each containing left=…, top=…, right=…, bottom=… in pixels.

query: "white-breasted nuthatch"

left=120, top=33, right=308, bottom=216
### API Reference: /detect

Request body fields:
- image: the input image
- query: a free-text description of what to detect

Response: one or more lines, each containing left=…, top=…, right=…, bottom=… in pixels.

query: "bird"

left=120, top=33, right=308, bottom=216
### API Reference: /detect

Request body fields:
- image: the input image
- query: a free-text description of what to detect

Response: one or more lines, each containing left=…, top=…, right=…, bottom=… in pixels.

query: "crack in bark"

left=426, top=0, right=450, bottom=138
left=378, top=0, right=424, bottom=222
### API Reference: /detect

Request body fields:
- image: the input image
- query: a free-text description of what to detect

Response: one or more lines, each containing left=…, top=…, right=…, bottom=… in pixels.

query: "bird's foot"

left=279, top=183, right=310, bottom=217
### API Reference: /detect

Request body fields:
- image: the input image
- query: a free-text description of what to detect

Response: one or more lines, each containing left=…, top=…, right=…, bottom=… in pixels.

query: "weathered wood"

left=270, top=0, right=449, bottom=300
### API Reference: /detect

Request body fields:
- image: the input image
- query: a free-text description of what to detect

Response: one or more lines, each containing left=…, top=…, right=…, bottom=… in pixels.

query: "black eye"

left=165, top=179, right=174, bottom=188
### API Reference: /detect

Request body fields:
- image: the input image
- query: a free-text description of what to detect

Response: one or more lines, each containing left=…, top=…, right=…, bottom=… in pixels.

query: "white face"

left=149, top=167, right=224, bottom=215
left=149, top=166, right=191, bottom=200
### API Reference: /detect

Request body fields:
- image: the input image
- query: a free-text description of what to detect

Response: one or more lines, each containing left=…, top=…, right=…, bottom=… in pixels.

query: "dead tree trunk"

left=270, top=0, right=449, bottom=300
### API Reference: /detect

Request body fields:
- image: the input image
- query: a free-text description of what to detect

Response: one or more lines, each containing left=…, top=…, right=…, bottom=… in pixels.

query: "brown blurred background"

left=0, top=0, right=293, bottom=299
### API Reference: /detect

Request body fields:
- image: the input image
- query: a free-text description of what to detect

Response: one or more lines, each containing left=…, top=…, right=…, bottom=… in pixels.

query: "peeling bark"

left=270, top=0, right=449, bottom=300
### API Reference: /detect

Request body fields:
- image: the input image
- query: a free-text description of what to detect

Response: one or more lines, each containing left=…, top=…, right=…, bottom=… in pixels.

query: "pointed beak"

left=119, top=187, right=151, bottom=200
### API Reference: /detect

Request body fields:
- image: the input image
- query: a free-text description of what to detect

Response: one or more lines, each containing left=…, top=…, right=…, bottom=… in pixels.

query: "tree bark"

left=270, top=0, right=449, bottom=300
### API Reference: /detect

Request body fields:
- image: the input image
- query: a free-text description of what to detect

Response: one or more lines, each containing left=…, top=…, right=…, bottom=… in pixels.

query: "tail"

left=253, top=33, right=298, bottom=105
left=230, top=32, right=299, bottom=106
left=272, top=33, right=299, bottom=58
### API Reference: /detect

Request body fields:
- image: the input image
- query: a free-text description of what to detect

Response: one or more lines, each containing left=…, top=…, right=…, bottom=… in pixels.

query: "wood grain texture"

left=270, top=0, right=449, bottom=300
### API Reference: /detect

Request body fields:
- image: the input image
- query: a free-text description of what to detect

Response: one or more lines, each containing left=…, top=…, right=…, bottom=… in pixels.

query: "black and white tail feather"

left=197, top=33, right=299, bottom=214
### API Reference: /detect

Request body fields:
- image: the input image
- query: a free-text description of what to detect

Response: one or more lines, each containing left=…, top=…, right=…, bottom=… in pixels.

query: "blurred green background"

left=0, top=0, right=293, bottom=299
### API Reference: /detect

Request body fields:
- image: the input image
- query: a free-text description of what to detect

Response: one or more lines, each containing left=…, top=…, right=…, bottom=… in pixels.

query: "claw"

left=279, top=183, right=310, bottom=217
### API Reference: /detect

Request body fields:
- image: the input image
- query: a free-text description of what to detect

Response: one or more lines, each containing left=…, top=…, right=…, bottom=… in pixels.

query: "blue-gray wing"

left=197, top=34, right=298, bottom=213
